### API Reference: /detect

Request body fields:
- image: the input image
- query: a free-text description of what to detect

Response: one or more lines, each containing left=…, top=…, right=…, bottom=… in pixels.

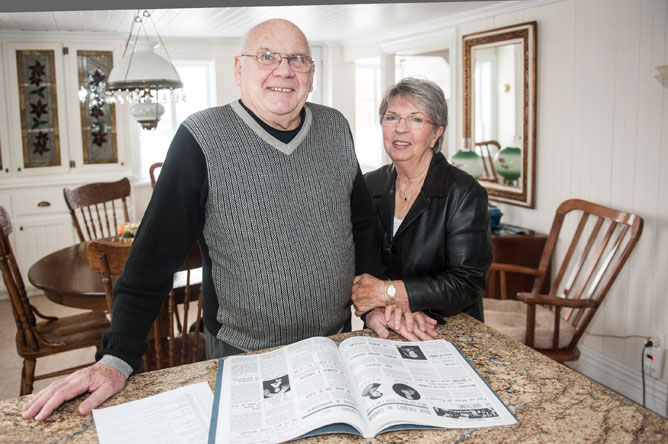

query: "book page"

left=338, top=337, right=517, bottom=435
left=213, top=337, right=367, bottom=444
left=92, top=382, right=213, bottom=444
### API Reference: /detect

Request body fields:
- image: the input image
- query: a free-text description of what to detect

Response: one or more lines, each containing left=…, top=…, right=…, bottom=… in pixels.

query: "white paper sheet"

left=93, top=382, right=214, bottom=444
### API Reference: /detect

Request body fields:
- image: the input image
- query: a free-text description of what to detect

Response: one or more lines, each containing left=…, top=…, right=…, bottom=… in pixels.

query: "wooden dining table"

left=28, top=239, right=202, bottom=311
left=28, top=241, right=108, bottom=310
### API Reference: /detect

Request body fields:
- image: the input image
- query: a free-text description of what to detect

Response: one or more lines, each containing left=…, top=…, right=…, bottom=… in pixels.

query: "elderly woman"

left=352, top=77, right=492, bottom=341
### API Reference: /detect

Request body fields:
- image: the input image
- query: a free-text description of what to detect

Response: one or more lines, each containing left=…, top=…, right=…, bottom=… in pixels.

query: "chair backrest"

left=64, top=178, right=131, bottom=242
left=0, top=206, right=39, bottom=351
left=87, top=239, right=204, bottom=372
left=149, top=162, right=163, bottom=189
left=532, top=199, right=644, bottom=349
left=474, top=140, right=500, bottom=182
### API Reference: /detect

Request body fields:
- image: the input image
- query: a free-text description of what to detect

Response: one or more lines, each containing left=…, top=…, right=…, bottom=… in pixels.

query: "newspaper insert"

left=210, top=336, right=516, bottom=444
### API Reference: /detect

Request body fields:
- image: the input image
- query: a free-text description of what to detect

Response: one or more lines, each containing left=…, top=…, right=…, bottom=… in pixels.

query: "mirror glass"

left=463, top=22, right=536, bottom=208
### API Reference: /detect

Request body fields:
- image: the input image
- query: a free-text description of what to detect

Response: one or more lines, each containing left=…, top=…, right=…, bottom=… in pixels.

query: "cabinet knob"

left=37, top=201, right=51, bottom=208
left=19, top=226, right=23, bottom=231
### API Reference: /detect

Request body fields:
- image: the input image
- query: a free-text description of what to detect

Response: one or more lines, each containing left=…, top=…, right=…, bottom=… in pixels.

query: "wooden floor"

left=0, top=295, right=365, bottom=401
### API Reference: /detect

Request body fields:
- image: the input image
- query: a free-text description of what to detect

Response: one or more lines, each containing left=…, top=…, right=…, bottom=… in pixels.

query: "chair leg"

left=21, top=359, right=36, bottom=396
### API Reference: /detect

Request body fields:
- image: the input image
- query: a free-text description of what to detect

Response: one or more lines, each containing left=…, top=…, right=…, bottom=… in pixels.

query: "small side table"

left=485, top=226, right=551, bottom=300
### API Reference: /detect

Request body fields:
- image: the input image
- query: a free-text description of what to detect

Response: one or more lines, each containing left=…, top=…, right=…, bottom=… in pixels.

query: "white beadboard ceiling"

left=0, top=1, right=508, bottom=44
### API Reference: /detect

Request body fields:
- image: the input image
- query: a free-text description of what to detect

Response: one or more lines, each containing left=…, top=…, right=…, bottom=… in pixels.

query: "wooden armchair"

left=474, top=140, right=500, bottom=182
left=63, top=177, right=131, bottom=242
left=149, top=162, right=163, bottom=189
left=0, top=206, right=109, bottom=395
left=86, top=239, right=205, bottom=372
left=484, top=199, right=644, bottom=363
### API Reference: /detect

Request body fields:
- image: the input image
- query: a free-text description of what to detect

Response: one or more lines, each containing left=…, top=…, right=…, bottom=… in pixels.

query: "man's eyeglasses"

left=381, top=114, right=434, bottom=130
left=240, top=51, right=313, bottom=73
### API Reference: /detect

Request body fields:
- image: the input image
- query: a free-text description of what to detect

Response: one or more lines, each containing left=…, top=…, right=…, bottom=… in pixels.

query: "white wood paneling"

left=11, top=215, right=75, bottom=282
left=471, top=0, right=668, bottom=385
left=305, top=0, right=666, bottom=394
left=621, top=0, right=666, bottom=366
left=0, top=3, right=513, bottom=43
left=604, top=0, right=642, bottom=363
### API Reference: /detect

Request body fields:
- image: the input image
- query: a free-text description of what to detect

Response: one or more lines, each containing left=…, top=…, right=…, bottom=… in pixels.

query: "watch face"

left=388, top=284, right=396, bottom=297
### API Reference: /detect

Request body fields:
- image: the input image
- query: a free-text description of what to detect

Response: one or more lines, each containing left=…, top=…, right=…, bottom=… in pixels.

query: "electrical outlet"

left=650, top=334, right=664, bottom=348
left=644, top=347, right=666, bottom=379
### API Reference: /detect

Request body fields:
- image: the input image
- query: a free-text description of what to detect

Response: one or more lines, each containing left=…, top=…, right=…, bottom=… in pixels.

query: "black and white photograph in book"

left=262, top=375, right=291, bottom=399
left=361, top=383, right=383, bottom=400
left=396, top=345, right=427, bottom=360
left=392, top=383, right=421, bottom=400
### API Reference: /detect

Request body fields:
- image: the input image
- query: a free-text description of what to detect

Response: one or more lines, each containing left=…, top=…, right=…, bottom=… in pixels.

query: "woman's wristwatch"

left=384, top=280, right=396, bottom=305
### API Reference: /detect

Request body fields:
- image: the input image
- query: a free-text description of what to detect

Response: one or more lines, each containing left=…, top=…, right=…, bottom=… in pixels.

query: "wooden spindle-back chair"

left=149, top=162, right=163, bottom=189
left=64, top=178, right=131, bottom=242
left=86, top=239, right=205, bottom=372
left=0, top=206, right=109, bottom=395
left=484, top=199, right=644, bottom=363
left=474, top=140, right=500, bottom=182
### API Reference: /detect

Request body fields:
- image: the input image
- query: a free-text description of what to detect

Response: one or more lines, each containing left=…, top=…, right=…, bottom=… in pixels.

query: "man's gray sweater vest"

left=183, top=102, right=357, bottom=351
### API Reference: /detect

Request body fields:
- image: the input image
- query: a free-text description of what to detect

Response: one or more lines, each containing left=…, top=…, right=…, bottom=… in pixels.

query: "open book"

left=208, top=336, right=517, bottom=444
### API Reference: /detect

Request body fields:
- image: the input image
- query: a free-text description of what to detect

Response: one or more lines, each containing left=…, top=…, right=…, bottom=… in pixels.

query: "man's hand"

left=22, top=363, right=126, bottom=421
left=366, top=307, right=439, bottom=341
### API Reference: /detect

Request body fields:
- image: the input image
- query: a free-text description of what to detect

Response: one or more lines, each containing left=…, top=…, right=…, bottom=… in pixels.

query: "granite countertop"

left=1, top=314, right=666, bottom=443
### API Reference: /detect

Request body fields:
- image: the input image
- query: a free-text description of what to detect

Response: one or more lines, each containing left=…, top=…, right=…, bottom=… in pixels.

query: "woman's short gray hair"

left=378, top=77, right=448, bottom=153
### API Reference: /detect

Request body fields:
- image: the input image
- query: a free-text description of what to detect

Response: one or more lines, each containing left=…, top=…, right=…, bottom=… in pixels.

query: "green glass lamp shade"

left=450, top=149, right=483, bottom=179
left=493, top=146, right=522, bottom=180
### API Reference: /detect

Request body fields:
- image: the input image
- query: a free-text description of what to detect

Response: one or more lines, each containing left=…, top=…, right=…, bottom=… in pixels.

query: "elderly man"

left=23, top=18, right=393, bottom=421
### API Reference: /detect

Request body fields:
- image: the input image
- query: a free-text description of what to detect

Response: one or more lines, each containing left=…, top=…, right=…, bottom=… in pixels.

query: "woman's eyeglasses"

left=381, top=114, right=434, bottom=130
left=240, top=50, right=313, bottom=73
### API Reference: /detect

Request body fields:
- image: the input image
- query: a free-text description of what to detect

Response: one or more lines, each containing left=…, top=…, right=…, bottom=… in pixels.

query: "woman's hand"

left=365, top=307, right=439, bottom=341
left=384, top=305, right=438, bottom=337
left=352, top=273, right=387, bottom=314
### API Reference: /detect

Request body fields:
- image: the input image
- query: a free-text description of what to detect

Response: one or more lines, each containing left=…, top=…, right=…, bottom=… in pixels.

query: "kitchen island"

left=1, top=313, right=665, bottom=443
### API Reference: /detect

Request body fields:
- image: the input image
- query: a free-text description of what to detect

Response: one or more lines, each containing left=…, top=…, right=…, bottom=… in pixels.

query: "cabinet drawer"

left=11, top=190, right=69, bottom=216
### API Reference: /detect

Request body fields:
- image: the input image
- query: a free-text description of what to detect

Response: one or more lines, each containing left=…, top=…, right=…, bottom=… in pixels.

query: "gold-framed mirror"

left=463, top=21, right=536, bottom=208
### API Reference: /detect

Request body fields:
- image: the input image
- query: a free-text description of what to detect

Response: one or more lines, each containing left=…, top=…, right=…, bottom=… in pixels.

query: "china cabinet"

left=0, top=36, right=134, bottom=295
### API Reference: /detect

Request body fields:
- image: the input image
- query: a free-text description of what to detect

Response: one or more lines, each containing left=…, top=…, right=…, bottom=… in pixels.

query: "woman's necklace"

left=397, top=182, right=412, bottom=201
left=396, top=167, right=429, bottom=203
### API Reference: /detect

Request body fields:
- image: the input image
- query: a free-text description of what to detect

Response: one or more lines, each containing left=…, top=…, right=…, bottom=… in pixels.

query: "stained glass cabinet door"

left=6, top=42, right=70, bottom=175
left=64, top=42, right=126, bottom=172
left=76, top=50, right=118, bottom=165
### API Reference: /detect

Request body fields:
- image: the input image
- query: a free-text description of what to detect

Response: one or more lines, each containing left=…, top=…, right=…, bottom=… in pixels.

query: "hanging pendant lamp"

left=106, top=10, right=183, bottom=130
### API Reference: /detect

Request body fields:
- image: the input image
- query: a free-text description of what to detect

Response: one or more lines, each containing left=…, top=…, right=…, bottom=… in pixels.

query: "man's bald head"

left=239, top=19, right=311, bottom=60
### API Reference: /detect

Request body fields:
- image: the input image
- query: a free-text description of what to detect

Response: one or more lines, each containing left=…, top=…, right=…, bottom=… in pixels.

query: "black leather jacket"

left=364, top=152, right=492, bottom=322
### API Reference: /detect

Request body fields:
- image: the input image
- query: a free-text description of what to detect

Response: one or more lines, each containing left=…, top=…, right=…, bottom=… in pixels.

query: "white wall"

left=457, top=0, right=668, bottom=395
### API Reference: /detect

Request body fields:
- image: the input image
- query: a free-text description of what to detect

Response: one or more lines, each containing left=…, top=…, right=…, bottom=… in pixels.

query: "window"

left=354, top=57, right=382, bottom=172
left=308, top=46, right=323, bottom=105
left=474, top=59, right=494, bottom=143
left=138, top=60, right=215, bottom=183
